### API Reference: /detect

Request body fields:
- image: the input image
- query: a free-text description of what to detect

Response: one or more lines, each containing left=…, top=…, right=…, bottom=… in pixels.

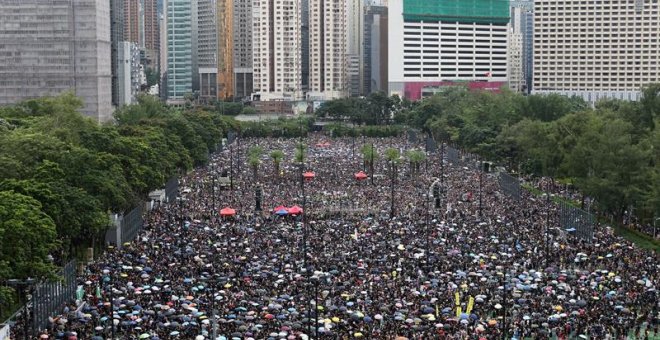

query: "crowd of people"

left=16, top=135, right=659, bottom=339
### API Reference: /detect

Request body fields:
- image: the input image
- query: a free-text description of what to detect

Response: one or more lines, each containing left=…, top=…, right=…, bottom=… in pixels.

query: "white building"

left=508, top=27, right=524, bottom=93
left=0, top=0, right=112, bottom=121
left=308, top=0, right=348, bottom=101
left=252, top=0, right=303, bottom=101
left=346, top=0, right=364, bottom=97
left=533, top=0, right=660, bottom=103
left=387, top=0, right=509, bottom=100
left=118, top=41, right=143, bottom=105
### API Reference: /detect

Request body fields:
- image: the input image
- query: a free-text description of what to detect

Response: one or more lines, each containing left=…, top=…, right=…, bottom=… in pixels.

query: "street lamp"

left=478, top=162, right=483, bottom=219
left=101, top=275, right=115, bottom=340
left=389, top=160, right=396, bottom=219
left=6, top=278, right=36, bottom=340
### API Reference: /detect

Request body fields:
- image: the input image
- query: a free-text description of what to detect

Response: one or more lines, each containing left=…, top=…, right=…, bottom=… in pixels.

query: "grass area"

left=521, top=184, right=660, bottom=252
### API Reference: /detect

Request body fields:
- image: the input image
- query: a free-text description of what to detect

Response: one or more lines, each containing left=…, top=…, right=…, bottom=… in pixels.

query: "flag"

left=454, top=292, right=460, bottom=306
left=436, top=304, right=439, bottom=317
left=95, top=285, right=101, bottom=299
left=456, top=306, right=462, bottom=318
left=466, top=296, right=475, bottom=314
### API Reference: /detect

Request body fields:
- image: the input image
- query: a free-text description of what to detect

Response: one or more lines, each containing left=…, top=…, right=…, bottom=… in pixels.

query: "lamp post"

left=545, top=181, right=551, bottom=268
left=101, top=275, right=115, bottom=340
left=211, top=162, right=217, bottom=213
left=390, top=160, right=396, bottom=219
left=370, top=143, right=375, bottom=185
left=7, top=278, right=36, bottom=340
left=230, top=145, right=234, bottom=191
left=478, top=162, right=483, bottom=219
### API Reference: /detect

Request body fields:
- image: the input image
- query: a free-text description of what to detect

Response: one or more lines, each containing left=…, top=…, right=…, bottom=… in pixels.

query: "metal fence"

left=164, top=176, right=178, bottom=203
left=425, top=137, right=437, bottom=153
left=120, top=204, right=145, bottom=244
left=559, top=200, right=595, bottom=241
left=32, top=260, right=77, bottom=333
left=498, top=172, right=521, bottom=200
left=407, top=129, right=418, bottom=144
left=105, top=203, right=145, bottom=247
left=227, top=130, right=237, bottom=145
left=446, top=145, right=461, bottom=164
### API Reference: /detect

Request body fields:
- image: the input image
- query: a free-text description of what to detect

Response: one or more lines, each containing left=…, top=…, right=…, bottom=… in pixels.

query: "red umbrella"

left=315, top=142, right=331, bottom=147
left=220, top=207, right=236, bottom=217
left=288, top=205, right=303, bottom=215
left=303, top=171, right=315, bottom=180
left=273, top=205, right=288, bottom=213
left=354, top=171, right=368, bottom=181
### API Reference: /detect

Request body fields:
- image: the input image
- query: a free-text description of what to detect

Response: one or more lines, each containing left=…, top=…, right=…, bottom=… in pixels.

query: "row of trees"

left=395, top=86, right=659, bottom=224
left=0, top=93, right=239, bottom=309
left=315, top=92, right=412, bottom=125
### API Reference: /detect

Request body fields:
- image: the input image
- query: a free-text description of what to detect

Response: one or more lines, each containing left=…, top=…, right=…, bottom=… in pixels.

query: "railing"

left=559, top=200, right=595, bottom=242
left=498, top=172, right=521, bottom=200
left=31, top=260, right=77, bottom=335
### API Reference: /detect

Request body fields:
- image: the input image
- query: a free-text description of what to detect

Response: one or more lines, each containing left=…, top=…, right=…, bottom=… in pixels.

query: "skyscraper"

left=363, top=5, right=388, bottom=94
left=346, top=0, right=363, bottom=97
left=111, top=0, right=126, bottom=107
left=0, top=0, right=113, bottom=121
left=308, top=0, right=348, bottom=101
left=217, top=0, right=234, bottom=99
left=143, top=0, right=160, bottom=70
left=388, top=0, right=510, bottom=100
left=510, top=0, right=533, bottom=93
left=124, top=0, right=141, bottom=43
left=233, top=0, right=253, bottom=100
left=252, top=0, right=302, bottom=102
left=166, top=0, right=198, bottom=104
left=533, top=0, right=660, bottom=103
left=198, top=0, right=219, bottom=101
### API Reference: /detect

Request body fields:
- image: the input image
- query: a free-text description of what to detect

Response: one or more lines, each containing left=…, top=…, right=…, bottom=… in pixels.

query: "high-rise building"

left=252, top=0, right=303, bottom=101
left=166, top=0, right=198, bottom=104
left=363, top=5, right=388, bottom=94
left=0, top=0, right=113, bottom=122
left=159, top=13, right=168, bottom=100
left=346, top=0, right=363, bottom=97
left=533, top=0, right=660, bottom=103
left=308, top=0, right=348, bottom=101
left=198, top=0, right=219, bottom=101
left=507, top=6, right=525, bottom=93
left=111, top=0, right=126, bottom=107
left=118, top=42, right=144, bottom=105
left=233, top=0, right=253, bottom=100
left=388, top=0, right=510, bottom=100
left=124, top=0, right=141, bottom=43
left=143, top=0, right=160, bottom=70
left=301, top=0, right=310, bottom=92
left=510, top=0, right=533, bottom=93
left=217, top=0, right=234, bottom=99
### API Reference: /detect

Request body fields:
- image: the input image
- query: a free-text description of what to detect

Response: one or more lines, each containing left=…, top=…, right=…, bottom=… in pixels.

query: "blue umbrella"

left=276, top=209, right=288, bottom=216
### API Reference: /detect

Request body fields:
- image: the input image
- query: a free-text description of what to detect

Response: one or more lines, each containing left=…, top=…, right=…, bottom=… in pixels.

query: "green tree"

left=270, top=150, right=285, bottom=177
left=248, top=146, right=264, bottom=178
left=0, top=191, right=59, bottom=280
left=405, top=149, right=427, bottom=176
left=361, top=144, right=378, bottom=175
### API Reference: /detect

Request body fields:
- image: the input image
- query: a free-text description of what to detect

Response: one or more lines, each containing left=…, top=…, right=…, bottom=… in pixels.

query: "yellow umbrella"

left=332, top=317, right=340, bottom=323
left=354, top=332, right=363, bottom=337
left=554, top=305, right=563, bottom=311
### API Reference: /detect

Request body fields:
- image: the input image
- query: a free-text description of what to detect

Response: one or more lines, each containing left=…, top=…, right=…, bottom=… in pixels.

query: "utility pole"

left=545, top=181, right=550, bottom=268
left=478, top=162, right=483, bottom=219
left=230, top=145, right=234, bottom=191
left=390, top=161, right=395, bottom=219
left=370, top=143, right=374, bottom=185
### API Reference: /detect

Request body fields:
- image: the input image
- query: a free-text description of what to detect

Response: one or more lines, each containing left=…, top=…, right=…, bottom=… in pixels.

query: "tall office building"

left=533, top=0, right=660, bottom=103
left=198, top=0, right=219, bottom=101
left=159, top=13, right=169, bottom=100
left=118, top=42, right=143, bottom=105
left=508, top=6, right=525, bottom=93
left=308, top=0, right=348, bottom=101
left=388, top=0, right=510, bottom=100
left=252, top=0, right=303, bottom=101
left=0, top=0, right=113, bottom=121
left=363, top=5, right=388, bottom=94
left=124, top=0, right=141, bottom=43
left=143, top=0, right=160, bottom=69
left=111, top=0, right=126, bottom=107
left=301, top=0, right=310, bottom=92
left=233, top=0, right=253, bottom=100
left=510, top=0, right=533, bottom=93
left=166, top=0, right=198, bottom=104
left=346, top=0, right=363, bottom=97
left=217, top=0, right=234, bottom=99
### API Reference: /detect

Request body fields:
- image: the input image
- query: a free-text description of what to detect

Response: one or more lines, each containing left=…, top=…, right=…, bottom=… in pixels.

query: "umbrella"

left=354, top=171, right=368, bottom=181
left=303, top=171, right=315, bottom=180
left=288, top=205, right=303, bottom=215
left=220, top=207, right=236, bottom=217
left=276, top=209, right=288, bottom=216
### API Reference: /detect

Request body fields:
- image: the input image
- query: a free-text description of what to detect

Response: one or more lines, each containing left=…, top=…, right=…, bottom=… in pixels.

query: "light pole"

left=478, top=162, right=483, bottom=219
left=7, top=278, right=36, bottom=340
left=370, top=143, right=375, bottom=185
left=101, top=275, right=115, bottom=340
left=230, top=145, right=234, bottom=191
left=390, top=160, right=396, bottom=219
left=545, top=181, right=551, bottom=268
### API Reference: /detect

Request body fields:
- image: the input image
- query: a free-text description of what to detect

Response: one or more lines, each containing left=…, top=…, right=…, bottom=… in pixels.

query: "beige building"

left=252, top=0, right=303, bottom=101
left=0, top=0, right=112, bottom=122
left=533, top=0, right=660, bottom=102
left=308, top=0, right=348, bottom=101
